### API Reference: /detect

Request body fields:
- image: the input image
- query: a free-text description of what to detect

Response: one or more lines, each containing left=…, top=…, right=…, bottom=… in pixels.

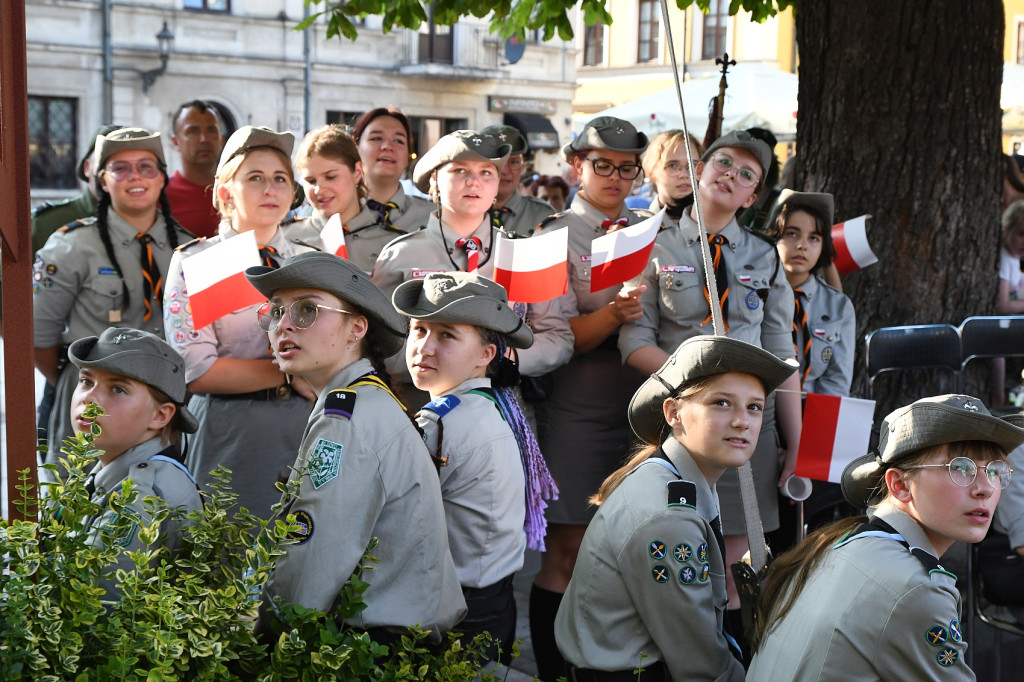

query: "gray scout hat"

left=392, top=272, right=534, bottom=349
left=412, top=130, right=512, bottom=193
left=562, top=116, right=649, bottom=161
left=78, top=124, right=126, bottom=182
left=245, top=251, right=407, bottom=357
left=217, top=125, right=294, bottom=171
left=701, top=129, right=773, bottom=179
left=628, top=335, right=796, bottom=445
left=68, top=328, right=198, bottom=434
left=774, top=189, right=835, bottom=228
left=93, top=128, right=166, bottom=194
left=481, top=124, right=527, bottom=155
left=841, top=394, right=1024, bottom=508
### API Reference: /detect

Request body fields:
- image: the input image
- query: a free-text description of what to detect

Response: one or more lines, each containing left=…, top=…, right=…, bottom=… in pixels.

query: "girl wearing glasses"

left=246, top=251, right=466, bottom=643
left=34, top=127, right=192, bottom=466
left=748, top=394, right=1021, bottom=681
left=163, top=126, right=316, bottom=521
left=528, top=116, right=650, bottom=680
left=642, top=130, right=704, bottom=229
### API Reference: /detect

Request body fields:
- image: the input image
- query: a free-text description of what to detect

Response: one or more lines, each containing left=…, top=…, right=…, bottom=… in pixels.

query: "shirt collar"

left=92, top=437, right=168, bottom=494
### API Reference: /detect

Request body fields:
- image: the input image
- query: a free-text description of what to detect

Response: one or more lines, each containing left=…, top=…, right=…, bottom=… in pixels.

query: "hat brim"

left=245, top=252, right=407, bottom=357
left=841, top=454, right=885, bottom=509
left=392, top=278, right=534, bottom=349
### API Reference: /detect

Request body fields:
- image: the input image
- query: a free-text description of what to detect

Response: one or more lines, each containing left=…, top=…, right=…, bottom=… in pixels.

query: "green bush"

left=1, top=408, right=508, bottom=681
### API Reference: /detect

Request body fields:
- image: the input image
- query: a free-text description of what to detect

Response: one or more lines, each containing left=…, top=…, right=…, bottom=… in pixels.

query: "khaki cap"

left=78, top=124, right=126, bottom=182
left=481, top=124, right=527, bottom=155
left=774, top=189, right=835, bottom=227
left=628, top=335, right=796, bottom=445
left=392, top=272, right=533, bottom=349
left=69, top=328, right=198, bottom=433
left=93, top=128, right=165, bottom=194
left=701, top=129, right=772, bottom=178
left=562, top=116, right=649, bottom=161
left=245, top=252, right=407, bottom=357
left=412, top=130, right=512, bottom=193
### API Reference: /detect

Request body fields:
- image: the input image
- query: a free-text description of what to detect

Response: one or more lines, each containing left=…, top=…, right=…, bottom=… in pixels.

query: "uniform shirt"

left=262, top=358, right=466, bottom=639
left=31, top=191, right=97, bottom=255
left=618, top=212, right=795, bottom=362
left=555, top=437, right=744, bottom=681
left=994, top=441, right=1024, bottom=549
left=375, top=184, right=435, bottom=233
left=84, top=438, right=203, bottom=597
left=793, top=274, right=856, bottom=396
left=289, top=202, right=410, bottom=274
left=166, top=171, right=220, bottom=239
left=416, top=378, right=526, bottom=589
left=747, top=504, right=974, bottom=682
left=494, top=190, right=554, bottom=238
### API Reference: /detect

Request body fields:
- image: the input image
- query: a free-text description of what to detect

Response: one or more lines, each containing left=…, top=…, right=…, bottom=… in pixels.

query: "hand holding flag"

left=181, top=231, right=265, bottom=329
left=589, top=208, right=665, bottom=292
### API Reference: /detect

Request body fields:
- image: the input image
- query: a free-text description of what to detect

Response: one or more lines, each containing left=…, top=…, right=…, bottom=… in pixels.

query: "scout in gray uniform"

left=163, top=126, right=316, bottom=521
left=480, top=124, right=555, bottom=237
left=293, top=124, right=408, bottom=273
left=66, top=327, right=203, bottom=599
left=34, top=127, right=192, bottom=468
left=395, top=272, right=557, bottom=663
left=529, top=116, right=649, bottom=681
left=246, top=252, right=465, bottom=643
left=641, top=129, right=703, bottom=229
left=749, top=394, right=1022, bottom=682
left=555, top=335, right=795, bottom=682
left=352, top=107, right=434, bottom=232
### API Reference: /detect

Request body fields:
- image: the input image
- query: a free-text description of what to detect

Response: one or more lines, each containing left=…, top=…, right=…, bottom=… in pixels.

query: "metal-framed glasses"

left=257, top=299, right=353, bottom=332
left=586, top=157, right=643, bottom=180
left=662, top=160, right=694, bottom=178
left=709, top=153, right=760, bottom=188
left=904, top=456, right=1013, bottom=489
left=105, top=160, right=162, bottom=181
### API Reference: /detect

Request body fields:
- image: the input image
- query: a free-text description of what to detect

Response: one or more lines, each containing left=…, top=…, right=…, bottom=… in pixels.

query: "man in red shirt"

left=166, top=101, right=225, bottom=238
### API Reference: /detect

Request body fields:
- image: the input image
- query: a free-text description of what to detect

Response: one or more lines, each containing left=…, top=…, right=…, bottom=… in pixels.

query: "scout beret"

left=79, top=124, right=126, bottom=182
left=774, top=189, right=835, bottom=228
left=69, top=328, right=198, bottom=433
left=245, top=251, right=407, bottom=357
left=701, top=129, right=773, bottom=177
left=93, top=128, right=165, bottom=194
left=628, top=335, right=796, bottom=445
left=392, top=272, right=534, bottom=349
left=562, top=116, right=649, bottom=161
left=481, top=124, right=528, bottom=155
left=841, top=394, right=1024, bottom=508
left=412, top=130, right=512, bottom=193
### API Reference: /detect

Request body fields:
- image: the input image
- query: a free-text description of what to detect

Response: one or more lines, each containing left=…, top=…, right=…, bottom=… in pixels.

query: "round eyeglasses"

left=105, top=160, right=162, bottom=181
left=709, top=153, right=760, bottom=188
left=904, top=456, right=1013, bottom=489
left=585, top=157, right=643, bottom=181
left=257, top=299, right=353, bottom=332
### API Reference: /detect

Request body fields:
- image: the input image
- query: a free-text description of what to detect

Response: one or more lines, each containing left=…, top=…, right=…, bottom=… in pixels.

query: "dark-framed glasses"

left=586, top=157, right=643, bottom=180
left=905, top=456, right=1013, bottom=489
left=709, top=153, right=760, bottom=188
left=105, top=160, right=162, bottom=181
left=257, top=299, right=353, bottom=332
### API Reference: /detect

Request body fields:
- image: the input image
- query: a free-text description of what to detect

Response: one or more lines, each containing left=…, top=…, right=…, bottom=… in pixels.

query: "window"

left=701, top=0, right=728, bottom=61
left=184, top=0, right=229, bottom=10
left=583, top=23, right=604, bottom=66
left=418, top=6, right=453, bottom=64
left=638, top=0, right=660, bottom=63
left=28, top=96, right=77, bottom=190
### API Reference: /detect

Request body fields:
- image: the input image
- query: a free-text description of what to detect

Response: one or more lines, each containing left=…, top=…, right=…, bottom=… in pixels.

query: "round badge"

left=936, top=647, right=959, bottom=667
left=168, top=288, right=178, bottom=299
left=188, top=330, right=201, bottom=341
left=673, top=543, right=693, bottom=563
left=745, top=290, right=760, bottom=310
left=174, top=331, right=186, bottom=343
left=925, top=625, right=947, bottom=647
left=169, top=301, right=181, bottom=315
left=679, top=566, right=697, bottom=585
left=949, top=619, right=962, bottom=642
left=45, top=263, right=57, bottom=275
left=821, top=346, right=834, bottom=363
left=696, top=542, right=708, bottom=563
left=42, top=277, right=53, bottom=288
left=288, top=509, right=315, bottom=545
left=651, top=565, right=669, bottom=583
left=648, top=540, right=667, bottom=560
left=699, top=564, right=710, bottom=582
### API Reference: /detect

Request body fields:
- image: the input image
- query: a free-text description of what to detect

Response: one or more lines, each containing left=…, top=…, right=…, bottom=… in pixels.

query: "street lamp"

left=141, top=21, right=175, bottom=94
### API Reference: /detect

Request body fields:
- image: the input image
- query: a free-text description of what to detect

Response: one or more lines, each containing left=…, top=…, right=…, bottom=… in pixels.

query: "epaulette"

left=632, top=208, right=655, bottom=219
left=31, top=200, right=57, bottom=217
left=175, top=236, right=205, bottom=252
left=535, top=210, right=570, bottom=232
left=58, top=216, right=97, bottom=233
left=667, top=480, right=698, bottom=510
left=421, top=394, right=461, bottom=417
left=323, top=388, right=358, bottom=419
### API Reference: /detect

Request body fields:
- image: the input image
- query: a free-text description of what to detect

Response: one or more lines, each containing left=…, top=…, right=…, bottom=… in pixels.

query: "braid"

left=158, top=187, right=182, bottom=248
left=95, top=192, right=130, bottom=310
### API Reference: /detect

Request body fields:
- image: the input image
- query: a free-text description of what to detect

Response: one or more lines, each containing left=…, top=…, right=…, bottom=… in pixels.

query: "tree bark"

left=795, top=1, right=1005, bottom=417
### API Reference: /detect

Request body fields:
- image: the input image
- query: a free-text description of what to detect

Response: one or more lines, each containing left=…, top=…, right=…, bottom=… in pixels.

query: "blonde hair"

left=214, top=146, right=295, bottom=218
left=1003, top=199, right=1024, bottom=235
left=642, top=130, right=704, bottom=192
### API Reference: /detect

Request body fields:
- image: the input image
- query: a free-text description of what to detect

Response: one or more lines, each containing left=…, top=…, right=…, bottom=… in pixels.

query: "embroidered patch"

left=667, top=480, right=697, bottom=509
left=651, top=565, right=669, bottom=583
left=660, top=265, right=695, bottom=273
left=289, top=509, right=315, bottom=544
left=813, top=328, right=826, bottom=337
left=648, top=540, right=667, bottom=560
left=699, top=564, right=710, bottom=582
left=101, top=509, right=141, bottom=548
left=188, top=330, right=201, bottom=341
left=167, top=288, right=178, bottom=300
left=174, top=331, right=186, bottom=343
left=45, top=263, right=57, bottom=275
left=949, top=619, right=962, bottom=642
left=324, top=389, right=357, bottom=419
left=411, top=269, right=445, bottom=279
left=168, top=301, right=182, bottom=315
left=738, top=275, right=752, bottom=283
left=937, top=647, right=959, bottom=667
left=308, top=438, right=344, bottom=489
left=925, top=625, right=948, bottom=646
left=98, top=266, right=118, bottom=275
left=673, top=543, right=693, bottom=563
left=821, top=346, right=834, bottom=363
left=42, top=277, right=53, bottom=288
left=33, top=271, right=43, bottom=282
left=580, top=255, right=592, bottom=262
left=745, top=290, right=760, bottom=310
left=679, top=566, right=697, bottom=584
left=696, top=542, right=708, bottom=563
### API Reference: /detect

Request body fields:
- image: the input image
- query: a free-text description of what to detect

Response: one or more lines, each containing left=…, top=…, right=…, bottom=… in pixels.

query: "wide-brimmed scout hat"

left=701, top=129, right=772, bottom=178
left=93, top=127, right=166, bottom=194
left=79, top=124, right=126, bottom=182
left=562, top=116, right=649, bottom=161
left=481, top=124, right=528, bottom=156
left=412, top=130, right=512, bottom=193
left=392, top=272, right=534, bottom=349
left=628, top=335, right=796, bottom=445
left=773, top=189, right=835, bottom=228
left=245, top=251, right=407, bottom=356
left=841, top=394, right=1024, bottom=508
left=69, top=327, right=198, bottom=434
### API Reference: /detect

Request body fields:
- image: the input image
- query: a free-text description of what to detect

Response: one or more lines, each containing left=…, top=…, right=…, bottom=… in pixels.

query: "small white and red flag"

left=589, top=208, right=665, bottom=292
left=795, top=393, right=876, bottom=483
left=181, top=231, right=264, bottom=329
left=321, top=213, right=348, bottom=259
left=492, top=228, right=568, bottom=303
left=832, top=215, right=877, bottom=275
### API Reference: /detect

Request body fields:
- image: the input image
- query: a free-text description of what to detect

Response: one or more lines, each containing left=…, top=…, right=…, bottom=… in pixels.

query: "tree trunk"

left=795, top=1, right=1005, bottom=417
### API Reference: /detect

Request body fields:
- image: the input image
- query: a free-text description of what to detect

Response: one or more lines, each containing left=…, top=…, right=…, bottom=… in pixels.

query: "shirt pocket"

left=808, top=326, right=843, bottom=367
left=570, top=257, right=592, bottom=284
left=84, top=273, right=125, bottom=313
left=658, top=270, right=704, bottom=318
left=733, top=269, right=773, bottom=315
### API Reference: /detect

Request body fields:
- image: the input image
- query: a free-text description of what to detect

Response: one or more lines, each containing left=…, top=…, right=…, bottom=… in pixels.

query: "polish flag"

left=795, top=393, right=876, bottom=483
left=589, top=208, right=665, bottom=292
left=321, top=213, right=348, bottom=259
left=181, top=231, right=264, bottom=329
left=492, top=228, right=568, bottom=303
left=832, top=215, right=877, bottom=275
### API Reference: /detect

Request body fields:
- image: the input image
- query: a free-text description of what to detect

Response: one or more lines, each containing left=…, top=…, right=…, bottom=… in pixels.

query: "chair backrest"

left=959, top=315, right=1024, bottom=367
left=865, top=324, right=962, bottom=395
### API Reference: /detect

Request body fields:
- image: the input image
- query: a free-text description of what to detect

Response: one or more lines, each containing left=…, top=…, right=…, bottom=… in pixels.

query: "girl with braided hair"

left=34, top=127, right=192, bottom=469
left=394, top=271, right=557, bottom=664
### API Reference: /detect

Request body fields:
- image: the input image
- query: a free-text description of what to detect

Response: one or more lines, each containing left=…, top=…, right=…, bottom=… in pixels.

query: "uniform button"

left=137, top=462, right=148, bottom=468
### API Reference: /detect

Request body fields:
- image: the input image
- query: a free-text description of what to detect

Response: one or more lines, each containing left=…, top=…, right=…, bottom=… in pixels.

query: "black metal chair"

left=959, top=315, right=1024, bottom=396
left=865, top=324, right=962, bottom=398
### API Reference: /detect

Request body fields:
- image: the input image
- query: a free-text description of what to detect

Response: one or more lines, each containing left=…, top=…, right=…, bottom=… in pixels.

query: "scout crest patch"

left=308, top=438, right=343, bottom=489
left=936, top=647, right=960, bottom=667
left=648, top=540, right=667, bottom=560
left=100, top=508, right=142, bottom=548
left=288, top=509, right=315, bottom=544
left=651, top=565, right=669, bottom=583
left=673, top=543, right=693, bottom=563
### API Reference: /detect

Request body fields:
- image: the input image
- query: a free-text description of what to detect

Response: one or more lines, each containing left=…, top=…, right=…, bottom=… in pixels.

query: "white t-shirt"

left=1000, top=247, right=1023, bottom=300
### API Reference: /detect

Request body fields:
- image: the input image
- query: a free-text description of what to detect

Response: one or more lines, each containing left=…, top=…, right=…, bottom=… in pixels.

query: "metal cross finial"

left=715, top=52, right=736, bottom=76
